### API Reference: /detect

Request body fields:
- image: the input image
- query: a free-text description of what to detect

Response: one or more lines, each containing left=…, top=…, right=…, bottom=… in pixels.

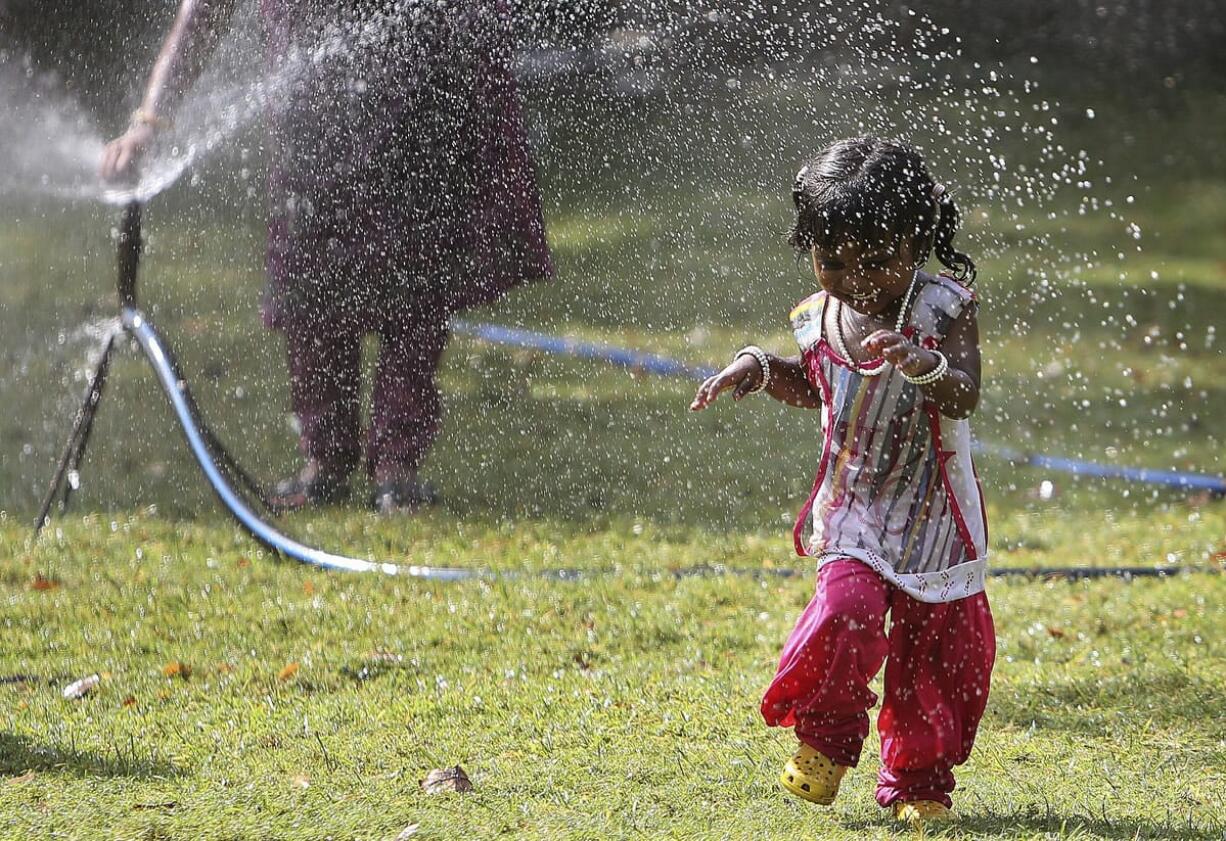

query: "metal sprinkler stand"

left=33, top=203, right=140, bottom=533
left=34, top=201, right=474, bottom=579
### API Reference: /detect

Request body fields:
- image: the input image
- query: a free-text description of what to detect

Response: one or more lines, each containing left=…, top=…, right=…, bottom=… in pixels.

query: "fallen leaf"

left=420, top=766, right=473, bottom=794
left=392, top=825, right=420, bottom=840
left=1046, top=626, right=1065, bottom=639
left=303, top=580, right=315, bottom=596
left=291, top=773, right=310, bottom=789
left=1186, top=491, right=1213, bottom=508
left=216, top=663, right=235, bottom=674
left=62, top=674, right=100, bottom=700
left=122, top=695, right=138, bottom=708
left=183, top=317, right=210, bottom=337
left=31, top=574, right=60, bottom=591
left=6, top=772, right=35, bottom=785
left=278, top=662, right=300, bottom=682
left=163, top=661, right=192, bottom=679
left=237, top=557, right=251, bottom=568
left=1172, top=609, right=1188, bottom=619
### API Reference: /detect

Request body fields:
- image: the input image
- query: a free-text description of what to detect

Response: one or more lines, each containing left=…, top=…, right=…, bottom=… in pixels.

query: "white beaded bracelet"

left=735, top=345, right=771, bottom=393
left=902, top=350, right=949, bottom=386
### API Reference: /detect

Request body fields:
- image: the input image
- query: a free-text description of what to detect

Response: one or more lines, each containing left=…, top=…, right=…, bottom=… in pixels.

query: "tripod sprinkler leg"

left=34, top=333, right=116, bottom=534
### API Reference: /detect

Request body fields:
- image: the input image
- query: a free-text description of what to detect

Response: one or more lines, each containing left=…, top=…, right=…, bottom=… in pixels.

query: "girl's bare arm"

left=690, top=352, right=820, bottom=411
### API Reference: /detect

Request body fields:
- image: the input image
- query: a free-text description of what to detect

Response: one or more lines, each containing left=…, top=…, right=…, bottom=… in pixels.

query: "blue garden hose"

left=122, top=305, right=479, bottom=579
left=452, top=320, right=1226, bottom=495
left=71, top=202, right=1220, bottom=579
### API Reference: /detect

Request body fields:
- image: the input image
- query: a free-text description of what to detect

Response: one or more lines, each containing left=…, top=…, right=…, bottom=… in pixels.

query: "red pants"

left=761, top=559, right=995, bottom=808
left=284, top=320, right=449, bottom=477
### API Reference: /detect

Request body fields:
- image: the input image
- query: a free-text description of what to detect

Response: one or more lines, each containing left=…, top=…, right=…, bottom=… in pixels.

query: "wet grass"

left=1, top=515, right=1224, bottom=839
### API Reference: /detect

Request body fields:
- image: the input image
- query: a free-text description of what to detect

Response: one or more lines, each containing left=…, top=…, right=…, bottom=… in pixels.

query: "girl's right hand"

left=689, top=355, right=762, bottom=411
left=99, top=122, right=155, bottom=181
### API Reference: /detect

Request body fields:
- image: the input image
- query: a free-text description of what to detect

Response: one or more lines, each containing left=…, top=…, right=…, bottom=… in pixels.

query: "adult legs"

left=367, top=318, right=450, bottom=489
left=284, top=323, right=363, bottom=478
left=269, top=323, right=363, bottom=509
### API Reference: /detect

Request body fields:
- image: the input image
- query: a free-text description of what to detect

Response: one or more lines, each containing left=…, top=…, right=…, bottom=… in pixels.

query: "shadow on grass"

left=836, top=809, right=1224, bottom=840
left=951, top=810, right=1225, bottom=841
left=987, top=670, right=1226, bottom=734
left=0, top=732, right=184, bottom=780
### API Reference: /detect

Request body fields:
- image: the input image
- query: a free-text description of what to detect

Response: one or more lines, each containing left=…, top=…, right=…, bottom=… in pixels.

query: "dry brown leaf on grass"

left=1185, top=490, right=1214, bottom=508
left=291, top=773, right=310, bottom=789
left=278, top=662, right=300, bottom=682
left=6, top=772, right=36, bottom=785
left=31, top=574, right=60, bottom=591
left=162, top=661, right=191, bottom=679
left=420, top=766, right=473, bottom=794
left=392, top=825, right=420, bottom=840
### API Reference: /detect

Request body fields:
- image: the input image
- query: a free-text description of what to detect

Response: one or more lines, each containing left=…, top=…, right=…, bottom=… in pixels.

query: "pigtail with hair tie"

left=931, top=187, right=976, bottom=286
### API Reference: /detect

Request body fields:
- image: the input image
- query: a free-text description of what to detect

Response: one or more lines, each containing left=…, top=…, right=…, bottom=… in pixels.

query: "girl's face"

left=811, top=236, right=920, bottom=317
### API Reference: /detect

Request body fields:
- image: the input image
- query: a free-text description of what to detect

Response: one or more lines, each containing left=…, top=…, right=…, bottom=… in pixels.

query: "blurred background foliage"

left=3, top=0, right=1223, bottom=120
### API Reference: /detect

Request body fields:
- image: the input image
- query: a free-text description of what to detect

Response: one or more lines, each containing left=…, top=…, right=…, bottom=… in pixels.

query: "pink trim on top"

left=818, top=325, right=919, bottom=372
left=924, top=403, right=978, bottom=560
left=792, top=348, right=835, bottom=557
left=971, top=457, right=990, bottom=544
left=821, top=342, right=888, bottom=374
left=818, top=293, right=891, bottom=373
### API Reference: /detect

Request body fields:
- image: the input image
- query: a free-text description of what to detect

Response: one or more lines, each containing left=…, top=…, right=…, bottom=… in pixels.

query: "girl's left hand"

left=862, top=330, right=937, bottom=379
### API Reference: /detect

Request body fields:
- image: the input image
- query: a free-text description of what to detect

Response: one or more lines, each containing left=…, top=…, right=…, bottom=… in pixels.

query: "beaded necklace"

left=830, top=270, right=920, bottom=377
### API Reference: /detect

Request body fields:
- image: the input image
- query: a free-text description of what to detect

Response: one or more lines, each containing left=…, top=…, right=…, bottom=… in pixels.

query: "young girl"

left=690, top=137, right=995, bottom=825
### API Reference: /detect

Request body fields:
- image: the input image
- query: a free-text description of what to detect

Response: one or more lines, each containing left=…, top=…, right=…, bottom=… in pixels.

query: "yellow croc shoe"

left=779, top=743, right=849, bottom=805
left=893, top=800, right=953, bottom=825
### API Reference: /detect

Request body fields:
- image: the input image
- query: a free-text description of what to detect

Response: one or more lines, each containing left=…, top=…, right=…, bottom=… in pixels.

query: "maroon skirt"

left=260, top=0, right=553, bottom=331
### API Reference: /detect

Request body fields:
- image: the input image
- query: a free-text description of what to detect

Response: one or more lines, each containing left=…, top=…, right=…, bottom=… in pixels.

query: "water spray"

left=33, top=201, right=480, bottom=580
left=27, top=203, right=1215, bottom=584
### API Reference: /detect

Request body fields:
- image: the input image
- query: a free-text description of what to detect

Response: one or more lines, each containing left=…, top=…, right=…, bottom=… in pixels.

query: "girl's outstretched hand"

left=862, top=329, right=938, bottom=379
left=690, top=355, right=762, bottom=411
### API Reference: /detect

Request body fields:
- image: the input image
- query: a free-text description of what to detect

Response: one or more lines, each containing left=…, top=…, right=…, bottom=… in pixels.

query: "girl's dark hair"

left=788, top=137, right=976, bottom=285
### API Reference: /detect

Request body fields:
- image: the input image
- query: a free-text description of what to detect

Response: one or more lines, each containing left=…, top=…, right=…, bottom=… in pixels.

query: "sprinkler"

left=34, top=201, right=476, bottom=579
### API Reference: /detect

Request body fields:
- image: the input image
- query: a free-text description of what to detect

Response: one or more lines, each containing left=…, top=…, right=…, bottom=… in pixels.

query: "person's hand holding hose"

left=99, top=111, right=160, bottom=180
left=98, top=0, right=239, bottom=181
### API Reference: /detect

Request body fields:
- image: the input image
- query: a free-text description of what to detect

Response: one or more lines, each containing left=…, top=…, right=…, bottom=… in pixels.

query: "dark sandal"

left=370, top=478, right=440, bottom=515
left=268, top=473, right=351, bottom=513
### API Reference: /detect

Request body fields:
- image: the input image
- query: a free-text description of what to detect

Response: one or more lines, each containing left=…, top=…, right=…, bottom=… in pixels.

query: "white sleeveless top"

left=790, top=272, right=988, bottom=603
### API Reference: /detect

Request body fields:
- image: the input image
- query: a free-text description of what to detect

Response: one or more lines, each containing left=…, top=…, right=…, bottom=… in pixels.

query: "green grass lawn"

left=2, top=83, right=1226, bottom=838
left=1, top=515, right=1224, bottom=839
